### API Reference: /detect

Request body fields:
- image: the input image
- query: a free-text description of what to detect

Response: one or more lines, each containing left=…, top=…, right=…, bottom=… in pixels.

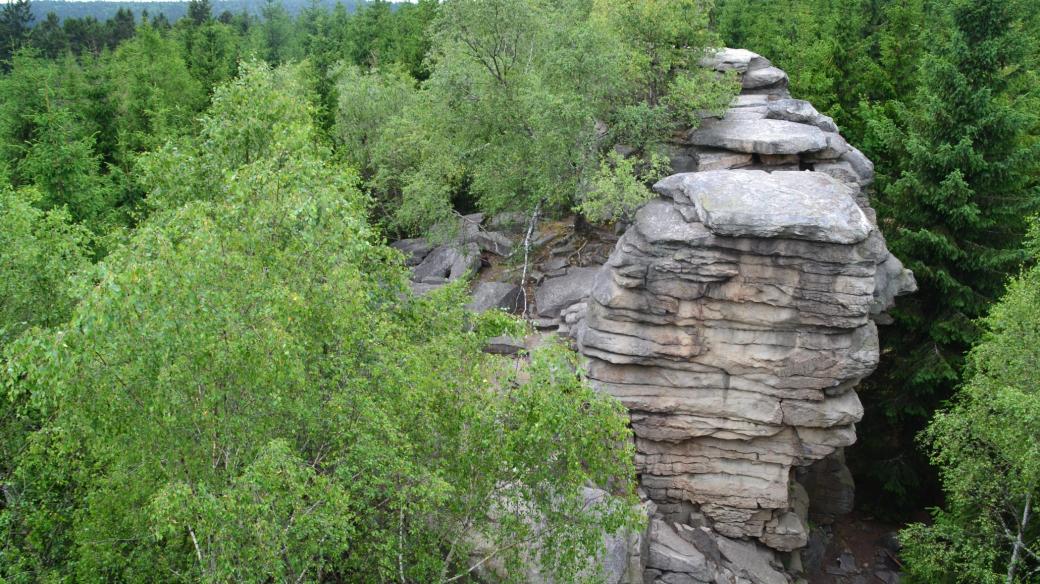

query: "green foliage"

left=0, top=52, right=94, bottom=185
left=0, top=185, right=91, bottom=510
left=179, top=21, right=241, bottom=95
left=595, top=0, right=719, bottom=104
left=606, top=102, right=674, bottom=152
left=31, top=12, right=69, bottom=59
left=606, top=68, right=739, bottom=150
left=852, top=0, right=1040, bottom=511
left=0, top=52, right=120, bottom=235
left=0, top=62, right=640, bottom=582
left=713, top=0, right=887, bottom=137
left=345, top=0, right=438, bottom=79
left=577, top=150, right=669, bottom=224
left=251, top=0, right=301, bottom=65
left=0, top=32, right=206, bottom=238
left=471, top=306, right=528, bottom=340
left=662, top=68, right=740, bottom=129
left=900, top=249, right=1040, bottom=582
left=334, top=64, right=418, bottom=180
left=16, top=106, right=115, bottom=230
left=419, top=0, right=634, bottom=220
left=0, top=0, right=32, bottom=68
left=0, top=186, right=91, bottom=349
left=106, top=24, right=206, bottom=165
left=333, top=0, right=733, bottom=235
left=138, top=60, right=318, bottom=213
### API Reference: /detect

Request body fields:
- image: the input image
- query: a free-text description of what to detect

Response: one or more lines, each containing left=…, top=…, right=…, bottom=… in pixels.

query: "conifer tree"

left=853, top=0, right=1040, bottom=507
left=0, top=0, right=33, bottom=68
left=900, top=222, right=1040, bottom=583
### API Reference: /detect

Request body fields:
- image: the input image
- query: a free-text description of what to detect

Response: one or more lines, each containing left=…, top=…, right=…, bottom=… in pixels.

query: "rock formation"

left=396, top=47, right=915, bottom=584
left=567, top=48, right=914, bottom=583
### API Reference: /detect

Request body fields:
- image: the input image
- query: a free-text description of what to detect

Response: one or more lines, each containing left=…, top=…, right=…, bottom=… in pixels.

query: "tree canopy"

left=900, top=222, right=1040, bottom=582
left=0, top=61, right=640, bottom=583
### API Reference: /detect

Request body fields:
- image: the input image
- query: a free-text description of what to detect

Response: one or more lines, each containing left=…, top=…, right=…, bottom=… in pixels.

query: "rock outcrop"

left=568, top=48, right=914, bottom=583
left=395, top=47, right=915, bottom=584
left=393, top=212, right=520, bottom=299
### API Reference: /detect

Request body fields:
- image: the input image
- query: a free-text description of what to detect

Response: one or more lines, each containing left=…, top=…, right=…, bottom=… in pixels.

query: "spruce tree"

left=853, top=0, right=1040, bottom=509
left=187, top=0, right=212, bottom=26
left=0, top=0, right=33, bottom=68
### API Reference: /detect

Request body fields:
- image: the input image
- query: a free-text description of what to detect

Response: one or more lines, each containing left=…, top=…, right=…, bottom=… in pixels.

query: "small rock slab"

left=689, top=118, right=828, bottom=155
left=473, top=230, right=515, bottom=255
left=483, top=335, right=526, bottom=356
left=841, top=147, right=875, bottom=186
left=534, top=267, right=601, bottom=318
left=488, top=212, right=528, bottom=233
left=391, top=238, right=434, bottom=266
left=646, top=520, right=714, bottom=580
left=699, top=47, right=770, bottom=73
left=466, top=281, right=522, bottom=313
left=692, top=147, right=753, bottom=171
left=681, top=170, right=873, bottom=244
left=409, top=281, right=443, bottom=296
left=716, top=536, right=787, bottom=584
left=765, top=99, right=839, bottom=132
left=743, top=66, right=788, bottom=89
left=411, top=243, right=481, bottom=284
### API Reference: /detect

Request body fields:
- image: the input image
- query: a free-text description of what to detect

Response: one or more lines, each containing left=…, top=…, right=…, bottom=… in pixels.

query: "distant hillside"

left=29, top=0, right=382, bottom=23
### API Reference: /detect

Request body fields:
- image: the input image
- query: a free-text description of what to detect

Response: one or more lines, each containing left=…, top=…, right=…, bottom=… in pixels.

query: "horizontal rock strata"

left=572, top=48, right=915, bottom=584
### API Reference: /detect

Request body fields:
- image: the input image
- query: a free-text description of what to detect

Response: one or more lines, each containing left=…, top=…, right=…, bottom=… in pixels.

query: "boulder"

left=699, top=47, right=771, bottom=74
left=563, top=45, right=914, bottom=583
left=731, top=94, right=776, bottom=108
left=871, top=253, right=917, bottom=316
left=483, top=335, right=526, bottom=356
left=721, top=106, right=769, bottom=121
left=467, top=281, right=522, bottom=313
left=534, top=267, right=602, bottom=318
left=715, top=536, right=789, bottom=584
left=799, top=451, right=856, bottom=523
left=671, top=170, right=873, bottom=244
left=409, top=281, right=443, bottom=296
left=765, top=99, right=839, bottom=133
left=572, top=164, right=912, bottom=549
left=691, top=148, right=754, bottom=172
left=840, top=147, right=875, bottom=186
left=474, top=230, right=515, bottom=255
left=813, top=160, right=861, bottom=187
left=646, top=520, right=716, bottom=582
left=489, top=212, right=529, bottom=233
left=411, top=243, right=481, bottom=284
left=391, top=238, right=434, bottom=266
left=804, top=133, right=851, bottom=161
left=743, top=66, right=789, bottom=90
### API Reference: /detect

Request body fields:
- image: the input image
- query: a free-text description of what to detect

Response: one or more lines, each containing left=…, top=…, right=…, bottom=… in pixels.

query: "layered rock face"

left=569, top=49, right=915, bottom=583
left=394, top=47, right=914, bottom=584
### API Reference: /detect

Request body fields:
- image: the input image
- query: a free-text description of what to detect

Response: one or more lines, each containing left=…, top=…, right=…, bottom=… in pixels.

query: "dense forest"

left=0, top=0, right=1038, bottom=582
left=27, top=0, right=371, bottom=24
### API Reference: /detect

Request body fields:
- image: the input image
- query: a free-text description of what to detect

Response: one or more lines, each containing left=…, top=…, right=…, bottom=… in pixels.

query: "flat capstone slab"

left=681, top=170, right=873, bottom=245
left=689, top=118, right=828, bottom=155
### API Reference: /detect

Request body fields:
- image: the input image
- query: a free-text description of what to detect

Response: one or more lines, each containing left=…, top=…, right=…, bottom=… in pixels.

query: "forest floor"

left=808, top=512, right=905, bottom=584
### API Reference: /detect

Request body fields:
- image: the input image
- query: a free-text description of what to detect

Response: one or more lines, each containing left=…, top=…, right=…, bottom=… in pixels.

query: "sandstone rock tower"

left=571, top=49, right=916, bottom=583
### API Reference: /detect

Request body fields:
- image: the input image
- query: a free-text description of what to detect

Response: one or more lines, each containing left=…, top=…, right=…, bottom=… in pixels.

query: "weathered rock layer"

left=396, top=47, right=915, bottom=584
left=571, top=48, right=915, bottom=583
